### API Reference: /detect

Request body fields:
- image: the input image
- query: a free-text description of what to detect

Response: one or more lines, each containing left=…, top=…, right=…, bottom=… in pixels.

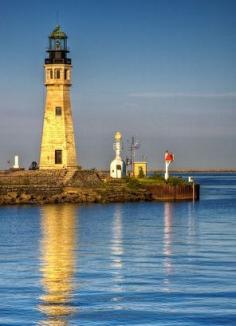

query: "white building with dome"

left=110, top=131, right=126, bottom=178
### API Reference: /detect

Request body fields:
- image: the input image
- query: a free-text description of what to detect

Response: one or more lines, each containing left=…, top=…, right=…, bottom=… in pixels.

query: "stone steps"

left=63, top=169, right=77, bottom=185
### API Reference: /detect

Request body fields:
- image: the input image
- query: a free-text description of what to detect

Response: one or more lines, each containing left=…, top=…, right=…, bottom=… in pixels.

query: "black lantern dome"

left=45, top=25, right=71, bottom=64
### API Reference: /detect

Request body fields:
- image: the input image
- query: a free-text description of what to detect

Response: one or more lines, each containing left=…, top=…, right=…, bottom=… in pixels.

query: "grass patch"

left=125, top=178, right=142, bottom=190
left=139, top=173, right=165, bottom=185
left=167, top=176, right=187, bottom=186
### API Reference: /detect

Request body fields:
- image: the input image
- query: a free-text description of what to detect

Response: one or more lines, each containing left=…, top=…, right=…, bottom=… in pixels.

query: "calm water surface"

left=0, top=173, right=236, bottom=325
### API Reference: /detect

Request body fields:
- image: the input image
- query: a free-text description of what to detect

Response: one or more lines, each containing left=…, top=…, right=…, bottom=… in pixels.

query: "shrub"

left=138, top=167, right=145, bottom=178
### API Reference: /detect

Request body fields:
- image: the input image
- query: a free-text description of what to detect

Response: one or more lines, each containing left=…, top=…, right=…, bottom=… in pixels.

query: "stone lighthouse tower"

left=39, top=26, right=77, bottom=169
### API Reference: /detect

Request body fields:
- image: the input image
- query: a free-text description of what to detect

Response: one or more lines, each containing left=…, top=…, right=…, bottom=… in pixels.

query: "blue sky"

left=0, top=0, right=235, bottom=169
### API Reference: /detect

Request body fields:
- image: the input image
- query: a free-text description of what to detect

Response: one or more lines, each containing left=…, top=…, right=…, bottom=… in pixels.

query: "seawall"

left=145, top=184, right=200, bottom=201
left=0, top=170, right=199, bottom=205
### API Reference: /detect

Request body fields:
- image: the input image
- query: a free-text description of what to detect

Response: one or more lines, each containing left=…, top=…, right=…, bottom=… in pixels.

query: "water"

left=0, top=173, right=236, bottom=325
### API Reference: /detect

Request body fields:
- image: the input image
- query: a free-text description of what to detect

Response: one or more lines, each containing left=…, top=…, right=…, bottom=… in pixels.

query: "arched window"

left=47, top=69, right=53, bottom=80
left=54, top=69, right=60, bottom=79
left=55, top=107, right=62, bottom=116
left=64, top=69, right=68, bottom=80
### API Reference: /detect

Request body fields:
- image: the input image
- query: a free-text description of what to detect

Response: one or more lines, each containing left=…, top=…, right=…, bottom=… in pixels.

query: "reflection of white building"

left=110, top=131, right=126, bottom=178
left=111, top=205, right=123, bottom=269
left=110, top=204, right=124, bottom=302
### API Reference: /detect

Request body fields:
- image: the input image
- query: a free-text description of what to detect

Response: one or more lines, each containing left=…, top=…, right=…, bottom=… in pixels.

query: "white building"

left=110, top=131, right=126, bottom=178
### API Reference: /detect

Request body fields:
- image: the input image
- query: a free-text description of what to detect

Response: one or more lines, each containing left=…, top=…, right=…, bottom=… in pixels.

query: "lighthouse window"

left=116, top=165, right=121, bottom=170
left=50, top=69, right=53, bottom=79
left=64, top=69, right=68, bottom=80
left=47, top=69, right=52, bottom=79
left=54, top=69, right=61, bottom=79
left=55, top=107, right=62, bottom=116
left=55, top=150, right=62, bottom=164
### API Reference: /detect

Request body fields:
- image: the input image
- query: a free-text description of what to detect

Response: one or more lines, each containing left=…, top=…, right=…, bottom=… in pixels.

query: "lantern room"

left=45, top=25, right=71, bottom=65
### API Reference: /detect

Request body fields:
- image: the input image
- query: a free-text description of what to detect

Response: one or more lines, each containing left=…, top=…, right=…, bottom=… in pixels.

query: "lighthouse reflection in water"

left=38, top=205, right=77, bottom=325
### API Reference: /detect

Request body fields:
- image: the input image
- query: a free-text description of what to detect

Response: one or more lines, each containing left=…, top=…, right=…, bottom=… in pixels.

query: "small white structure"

left=188, top=176, right=194, bottom=183
left=13, top=155, right=19, bottom=169
left=110, top=131, right=126, bottom=178
left=164, top=151, right=174, bottom=181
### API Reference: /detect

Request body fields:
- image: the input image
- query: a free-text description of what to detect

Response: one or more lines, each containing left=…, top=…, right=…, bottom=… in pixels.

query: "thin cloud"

left=129, top=92, right=236, bottom=99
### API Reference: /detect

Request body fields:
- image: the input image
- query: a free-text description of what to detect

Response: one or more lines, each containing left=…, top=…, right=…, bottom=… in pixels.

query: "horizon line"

left=129, top=92, right=236, bottom=99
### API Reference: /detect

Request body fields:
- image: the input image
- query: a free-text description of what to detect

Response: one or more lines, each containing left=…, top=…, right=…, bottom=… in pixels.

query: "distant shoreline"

left=97, top=169, right=236, bottom=174
left=153, top=169, right=236, bottom=173
left=1, top=169, right=236, bottom=174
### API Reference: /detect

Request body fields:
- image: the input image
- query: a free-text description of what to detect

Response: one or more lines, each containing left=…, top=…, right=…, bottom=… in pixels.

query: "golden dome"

left=114, top=131, right=122, bottom=140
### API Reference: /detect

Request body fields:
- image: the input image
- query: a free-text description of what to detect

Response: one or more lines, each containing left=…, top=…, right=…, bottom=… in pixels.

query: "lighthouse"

left=110, top=132, right=126, bottom=178
left=39, top=26, right=77, bottom=170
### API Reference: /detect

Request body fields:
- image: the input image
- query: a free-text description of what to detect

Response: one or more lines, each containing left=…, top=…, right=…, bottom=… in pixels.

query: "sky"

left=0, top=0, right=235, bottom=169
